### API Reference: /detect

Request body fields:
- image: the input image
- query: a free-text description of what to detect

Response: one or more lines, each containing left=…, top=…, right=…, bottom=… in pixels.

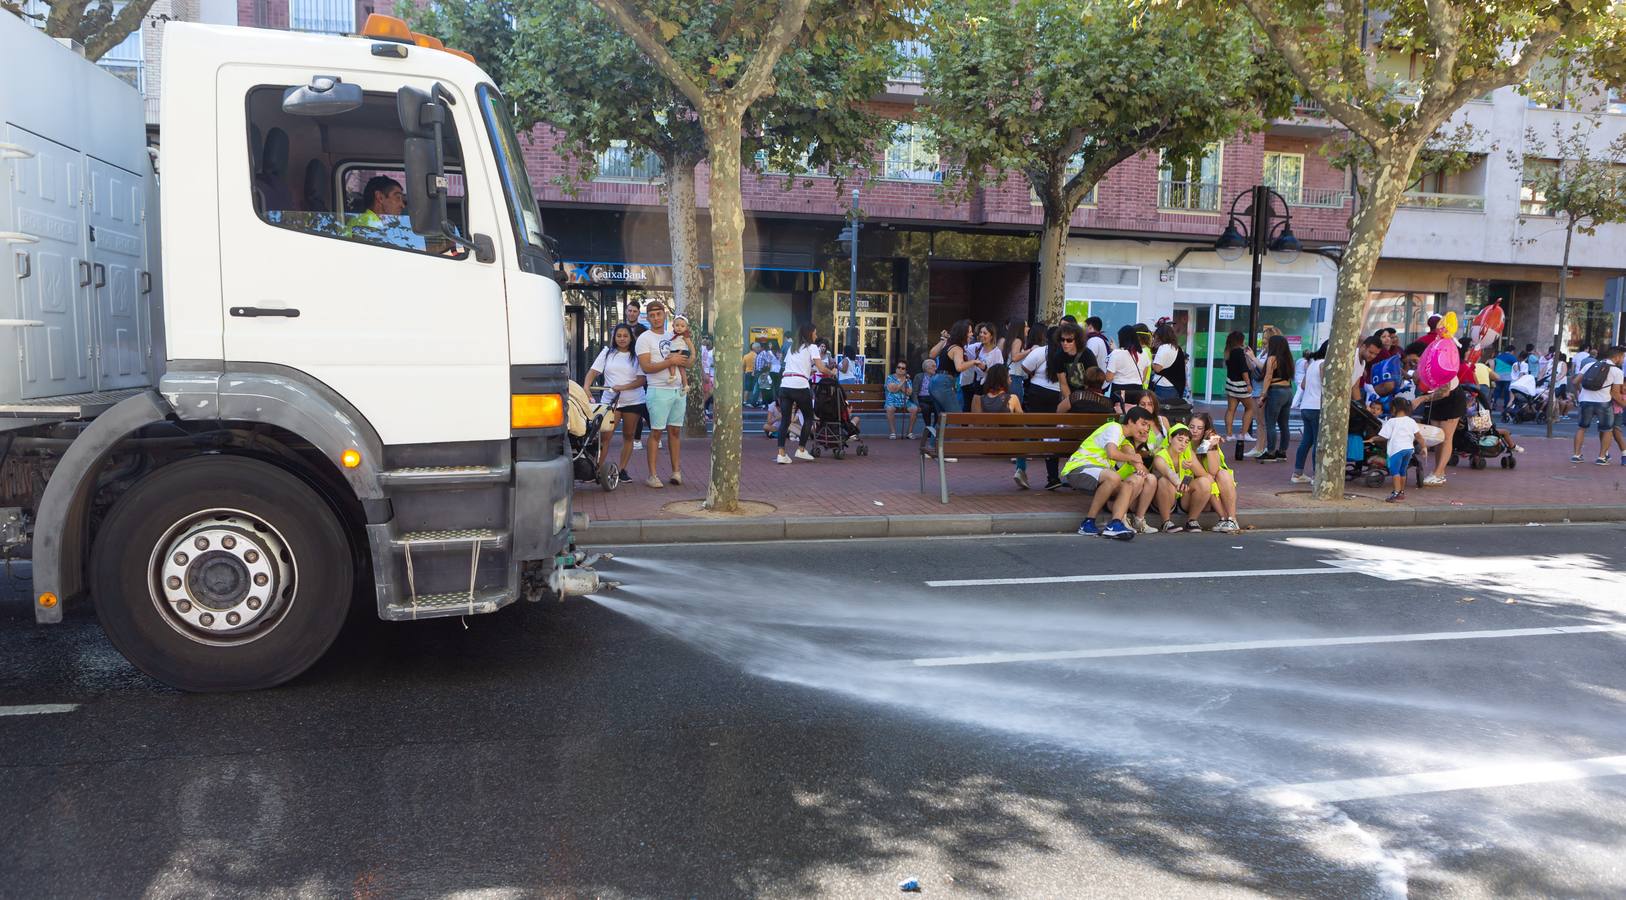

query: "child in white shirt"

left=1375, top=396, right=1425, bottom=503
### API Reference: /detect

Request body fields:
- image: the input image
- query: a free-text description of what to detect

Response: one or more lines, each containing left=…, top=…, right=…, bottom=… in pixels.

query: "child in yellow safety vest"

left=1065, top=407, right=1157, bottom=540
left=1187, top=412, right=1240, bottom=532
left=1151, top=423, right=1214, bottom=532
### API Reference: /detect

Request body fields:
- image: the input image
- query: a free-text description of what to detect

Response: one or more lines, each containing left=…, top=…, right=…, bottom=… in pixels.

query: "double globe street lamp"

left=1214, top=184, right=1303, bottom=348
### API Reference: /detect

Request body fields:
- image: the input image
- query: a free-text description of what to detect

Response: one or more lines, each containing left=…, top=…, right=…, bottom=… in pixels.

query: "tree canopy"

left=922, top=0, right=1293, bottom=320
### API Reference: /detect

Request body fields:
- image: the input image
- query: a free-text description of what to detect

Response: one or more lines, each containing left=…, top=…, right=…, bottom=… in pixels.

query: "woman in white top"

left=969, top=322, right=1003, bottom=410
left=1105, top=324, right=1150, bottom=406
left=1290, top=341, right=1326, bottom=483
left=775, top=323, right=837, bottom=464
left=582, top=322, right=647, bottom=484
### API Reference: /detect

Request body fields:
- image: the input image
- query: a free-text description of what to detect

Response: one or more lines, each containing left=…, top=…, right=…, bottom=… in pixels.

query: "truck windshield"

left=477, top=84, right=548, bottom=259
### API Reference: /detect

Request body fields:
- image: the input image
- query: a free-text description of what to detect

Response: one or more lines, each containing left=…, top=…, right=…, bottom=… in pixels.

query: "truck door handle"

left=79, top=260, right=91, bottom=287
left=92, top=263, right=106, bottom=289
left=13, top=251, right=27, bottom=280
left=230, top=306, right=301, bottom=318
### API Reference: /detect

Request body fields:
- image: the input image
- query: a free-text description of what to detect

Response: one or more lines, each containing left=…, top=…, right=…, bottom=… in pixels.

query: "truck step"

left=390, top=528, right=509, bottom=550
left=382, top=587, right=516, bottom=621
left=0, top=388, right=148, bottom=419
left=378, top=464, right=510, bottom=487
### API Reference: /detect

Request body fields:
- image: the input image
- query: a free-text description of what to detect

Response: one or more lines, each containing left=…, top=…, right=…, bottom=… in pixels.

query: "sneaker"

left=1213, top=518, right=1238, bottom=533
left=633, top=440, right=644, bottom=451
left=889, top=433, right=898, bottom=440
left=1162, top=520, right=1182, bottom=533
left=1423, top=475, right=1447, bottom=486
left=1014, top=470, right=1030, bottom=490
left=1265, top=451, right=1286, bottom=462
left=1044, top=479, right=1065, bottom=491
left=776, top=451, right=792, bottom=465
left=1571, top=454, right=1584, bottom=462
left=1514, top=446, right=1526, bottom=454
left=1386, top=490, right=1406, bottom=503
left=1077, top=518, right=1099, bottom=536
left=1183, top=519, right=1204, bottom=533
left=795, top=448, right=815, bottom=461
left=1102, top=519, right=1135, bottom=540
left=644, top=476, right=664, bottom=489
left=1290, top=473, right=1311, bottom=484
left=1596, top=456, right=1611, bottom=466
left=618, top=469, right=633, bottom=484
left=1133, top=516, right=1158, bottom=535
left=669, top=471, right=684, bottom=485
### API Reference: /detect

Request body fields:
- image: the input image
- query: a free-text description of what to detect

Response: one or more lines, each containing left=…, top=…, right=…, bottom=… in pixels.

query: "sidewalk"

left=574, top=417, right=1626, bottom=543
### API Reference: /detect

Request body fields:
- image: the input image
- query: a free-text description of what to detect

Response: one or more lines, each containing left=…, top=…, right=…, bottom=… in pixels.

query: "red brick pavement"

left=573, top=426, right=1626, bottom=523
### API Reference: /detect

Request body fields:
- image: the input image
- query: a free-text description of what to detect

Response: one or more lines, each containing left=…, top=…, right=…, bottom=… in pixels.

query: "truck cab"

left=1, top=14, right=592, bottom=691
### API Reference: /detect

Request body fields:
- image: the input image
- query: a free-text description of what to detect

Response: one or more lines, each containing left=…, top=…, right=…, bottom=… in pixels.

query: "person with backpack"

left=1084, top=316, right=1112, bottom=367
left=1492, top=341, right=1518, bottom=412
left=1572, top=345, right=1626, bottom=465
left=1149, top=322, right=1187, bottom=403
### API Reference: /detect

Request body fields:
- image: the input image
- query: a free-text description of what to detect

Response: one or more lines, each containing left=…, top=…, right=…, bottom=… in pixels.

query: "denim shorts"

left=1578, top=401, right=1616, bottom=433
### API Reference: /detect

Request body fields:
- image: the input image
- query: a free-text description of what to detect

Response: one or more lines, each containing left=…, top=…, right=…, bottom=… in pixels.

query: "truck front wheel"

left=91, top=455, right=353, bottom=692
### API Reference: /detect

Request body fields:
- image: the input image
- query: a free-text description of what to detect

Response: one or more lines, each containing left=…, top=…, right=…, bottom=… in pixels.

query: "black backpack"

left=1581, top=360, right=1615, bottom=392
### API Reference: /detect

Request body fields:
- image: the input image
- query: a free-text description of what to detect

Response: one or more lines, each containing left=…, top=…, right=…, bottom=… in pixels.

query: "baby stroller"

left=1502, top=374, right=1547, bottom=424
left=567, top=381, right=620, bottom=491
left=1453, top=407, right=1517, bottom=470
left=808, top=379, right=868, bottom=459
left=1344, top=401, right=1424, bottom=488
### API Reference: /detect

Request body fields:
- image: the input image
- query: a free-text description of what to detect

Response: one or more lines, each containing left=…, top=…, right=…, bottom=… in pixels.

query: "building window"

left=595, top=140, right=663, bottom=181
left=22, top=0, right=144, bottom=89
left=1262, top=152, right=1304, bottom=204
left=884, top=121, right=939, bottom=182
left=1158, top=144, right=1222, bottom=211
left=1519, top=159, right=1556, bottom=216
left=288, top=0, right=355, bottom=34
left=1609, top=87, right=1625, bottom=115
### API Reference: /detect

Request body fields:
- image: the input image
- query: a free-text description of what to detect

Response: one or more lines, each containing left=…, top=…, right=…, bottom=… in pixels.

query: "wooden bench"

left=841, top=383, right=887, bottom=416
left=920, top=412, right=1115, bottom=503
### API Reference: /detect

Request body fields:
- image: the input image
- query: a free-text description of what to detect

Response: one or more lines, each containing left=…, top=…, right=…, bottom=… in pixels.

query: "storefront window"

left=1365, top=290, right=1444, bottom=345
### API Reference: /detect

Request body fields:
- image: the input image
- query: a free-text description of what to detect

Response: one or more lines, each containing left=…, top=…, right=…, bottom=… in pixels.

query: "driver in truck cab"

left=347, top=175, right=408, bottom=236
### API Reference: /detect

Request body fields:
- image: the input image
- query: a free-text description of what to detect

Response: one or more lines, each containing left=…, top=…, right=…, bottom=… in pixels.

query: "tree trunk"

left=701, top=110, right=747, bottom=511
left=1037, top=211, right=1069, bottom=325
left=667, top=154, right=710, bottom=440
left=1312, top=148, right=1420, bottom=501
left=1545, top=220, right=1574, bottom=439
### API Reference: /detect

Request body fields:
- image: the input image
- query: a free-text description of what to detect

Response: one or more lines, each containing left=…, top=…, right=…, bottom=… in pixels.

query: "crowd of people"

left=583, top=297, right=1626, bottom=516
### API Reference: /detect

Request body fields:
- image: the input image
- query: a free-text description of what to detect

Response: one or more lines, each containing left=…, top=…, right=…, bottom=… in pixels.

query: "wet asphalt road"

left=4, top=524, right=1626, bottom=898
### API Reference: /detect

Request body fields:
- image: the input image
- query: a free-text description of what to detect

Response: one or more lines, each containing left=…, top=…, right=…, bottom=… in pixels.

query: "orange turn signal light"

left=411, top=32, right=445, bottom=50
left=512, top=394, right=563, bottom=430
left=37, top=592, right=58, bottom=608
left=361, top=13, right=413, bottom=41
left=341, top=448, right=362, bottom=469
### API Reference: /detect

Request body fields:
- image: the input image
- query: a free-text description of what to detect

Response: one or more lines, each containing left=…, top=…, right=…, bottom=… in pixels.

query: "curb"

left=577, top=504, right=1626, bottom=545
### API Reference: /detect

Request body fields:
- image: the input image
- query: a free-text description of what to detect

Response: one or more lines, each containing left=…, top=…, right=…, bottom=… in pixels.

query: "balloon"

left=1464, top=347, right=1481, bottom=366
left=1440, top=311, right=1459, bottom=337
left=1469, top=301, right=1506, bottom=350
left=1417, top=336, right=1461, bottom=391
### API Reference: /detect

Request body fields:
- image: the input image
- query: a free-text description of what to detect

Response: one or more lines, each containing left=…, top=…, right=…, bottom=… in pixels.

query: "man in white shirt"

left=1572, top=345, right=1626, bottom=464
left=1084, top=317, right=1111, bottom=367
left=636, top=299, right=688, bottom=487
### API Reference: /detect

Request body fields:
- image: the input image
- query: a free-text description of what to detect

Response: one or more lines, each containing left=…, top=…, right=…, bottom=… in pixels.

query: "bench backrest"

left=932, top=412, right=1116, bottom=457
left=843, top=383, right=887, bottom=410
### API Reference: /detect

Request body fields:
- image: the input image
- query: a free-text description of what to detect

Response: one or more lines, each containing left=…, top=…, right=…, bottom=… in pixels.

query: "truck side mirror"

left=397, top=85, right=452, bottom=239
left=282, top=76, right=363, bottom=117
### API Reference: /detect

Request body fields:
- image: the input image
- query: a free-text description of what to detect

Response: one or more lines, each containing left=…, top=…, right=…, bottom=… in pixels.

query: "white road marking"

left=926, top=566, right=1351, bottom=588
left=0, top=703, right=78, bottom=717
left=1260, top=754, right=1626, bottom=805
left=906, top=623, right=1626, bottom=668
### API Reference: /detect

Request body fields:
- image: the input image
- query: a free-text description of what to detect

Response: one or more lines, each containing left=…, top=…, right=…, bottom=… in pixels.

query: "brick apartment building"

left=80, top=6, right=1626, bottom=392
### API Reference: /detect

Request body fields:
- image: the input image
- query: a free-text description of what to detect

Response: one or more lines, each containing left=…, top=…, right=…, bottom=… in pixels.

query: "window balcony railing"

left=1291, top=97, right=1327, bottom=117
left=1157, top=180, right=1221, bottom=211
left=895, top=39, right=930, bottom=83
left=1291, top=187, right=1351, bottom=208
left=596, top=146, right=664, bottom=182
left=288, top=0, right=354, bottom=33
left=1400, top=191, right=1485, bottom=211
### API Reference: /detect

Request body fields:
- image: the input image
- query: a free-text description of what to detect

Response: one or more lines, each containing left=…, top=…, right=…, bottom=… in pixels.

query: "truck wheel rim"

left=148, top=509, right=297, bottom=646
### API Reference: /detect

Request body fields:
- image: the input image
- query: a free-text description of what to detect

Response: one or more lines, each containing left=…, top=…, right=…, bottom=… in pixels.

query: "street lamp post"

left=837, top=188, right=861, bottom=357
left=1214, top=185, right=1302, bottom=350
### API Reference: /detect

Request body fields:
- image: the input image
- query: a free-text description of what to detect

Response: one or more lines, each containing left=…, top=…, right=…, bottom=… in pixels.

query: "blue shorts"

left=1578, top=401, right=1616, bottom=433
left=645, top=387, right=687, bottom=430
left=1387, top=449, right=1414, bottom=476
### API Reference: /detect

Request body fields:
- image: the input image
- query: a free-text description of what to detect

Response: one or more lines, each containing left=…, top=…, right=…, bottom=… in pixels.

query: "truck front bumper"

left=513, top=456, right=573, bottom=561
